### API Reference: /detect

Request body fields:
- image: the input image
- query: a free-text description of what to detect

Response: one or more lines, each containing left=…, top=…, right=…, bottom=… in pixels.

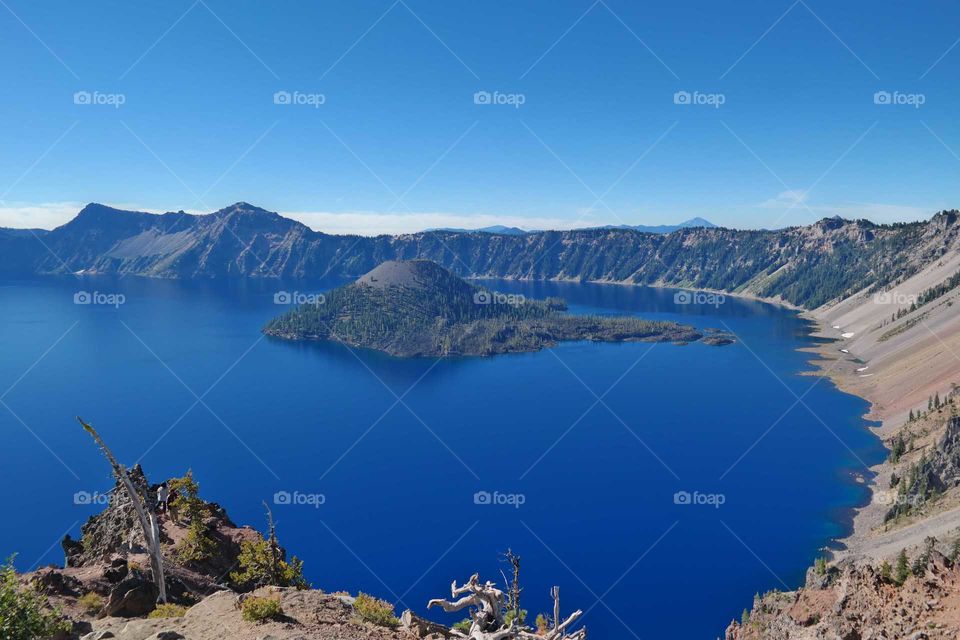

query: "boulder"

left=104, top=557, right=129, bottom=583
left=401, top=609, right=456, bottom=638
left=32, top=566, right=84, bottom=596
left=101, top=575, right=159, bottom=617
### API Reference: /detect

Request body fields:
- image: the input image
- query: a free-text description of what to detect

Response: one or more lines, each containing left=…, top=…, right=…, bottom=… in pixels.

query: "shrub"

left=353, top=592, right=398, bottom=628
left=77, top=591, right=103, bottom=615
left=0, top=557, right=70, bottom=640
left=241, top=596, right=283, bottom=623
left=170, top=471, right=216, bottom=564
left=504, top=608, right=527, bottom=626
left=229, top=537, right=307, bottom=589
left=535, top=613, right=549, bottom=634
left=813, top=557, right=828, bottom=575
left=453, top=618, right=472, bottom=633
left=148, top=603, right=188, bottom=618
left=880, top=560, right=892, bottom=582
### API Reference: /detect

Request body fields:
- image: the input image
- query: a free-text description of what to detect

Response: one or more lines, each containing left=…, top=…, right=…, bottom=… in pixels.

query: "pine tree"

left=880, top=560, right=892, bottom=582
left=894, top=549, right=910, bottom=585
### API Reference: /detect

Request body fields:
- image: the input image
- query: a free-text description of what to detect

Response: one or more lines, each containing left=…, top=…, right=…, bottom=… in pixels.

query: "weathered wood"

left=428, top=573, right=585, bottom=640
left=77, top=417, right=167, bottom=604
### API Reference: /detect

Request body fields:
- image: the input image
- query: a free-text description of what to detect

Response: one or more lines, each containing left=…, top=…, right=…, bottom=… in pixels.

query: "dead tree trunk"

left=263, top=501, right=280, bottom=586
left=428, top=573, right=585, bottom=640
left=77, top=417, right=167, bottom=604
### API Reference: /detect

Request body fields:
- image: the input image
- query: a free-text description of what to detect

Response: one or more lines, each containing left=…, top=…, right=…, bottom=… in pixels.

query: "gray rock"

left=101, top=575, right=159, bottom=617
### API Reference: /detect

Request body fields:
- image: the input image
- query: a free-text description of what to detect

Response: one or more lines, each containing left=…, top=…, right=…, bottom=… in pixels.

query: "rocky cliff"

left=7, top=203, right=960, bottom=309
left=726, top=547, right=960, bottom=640
left=15, top=465, right=583, bottom=640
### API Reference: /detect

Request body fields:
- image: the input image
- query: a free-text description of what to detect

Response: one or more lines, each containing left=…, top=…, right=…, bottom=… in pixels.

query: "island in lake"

left=263, top=260, right=732, bottom=357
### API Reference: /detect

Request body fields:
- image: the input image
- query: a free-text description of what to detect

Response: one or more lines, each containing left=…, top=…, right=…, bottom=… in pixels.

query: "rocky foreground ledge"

left=726, top=410, right=960, bottom=639
left=725, top=548, right=960, bottom=640
left=10, top=462, right=585, bottom=640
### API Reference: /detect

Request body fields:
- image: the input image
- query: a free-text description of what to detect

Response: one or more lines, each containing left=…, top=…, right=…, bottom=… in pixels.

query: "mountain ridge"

left=2, top=202, right=958, bottom=310
left=425, top=216, right=717, bottom=235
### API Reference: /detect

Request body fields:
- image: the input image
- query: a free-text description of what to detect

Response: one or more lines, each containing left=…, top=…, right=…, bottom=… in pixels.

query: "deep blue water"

left=0, top=276, right=885, bottom=639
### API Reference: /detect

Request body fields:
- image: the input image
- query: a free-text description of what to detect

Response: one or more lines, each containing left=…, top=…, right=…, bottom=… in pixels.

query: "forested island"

left=263, top=260, right=727, bottom=357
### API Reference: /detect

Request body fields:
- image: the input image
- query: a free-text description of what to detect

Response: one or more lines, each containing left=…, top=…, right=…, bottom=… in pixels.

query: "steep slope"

left=726, top=547, right=960, bottom=640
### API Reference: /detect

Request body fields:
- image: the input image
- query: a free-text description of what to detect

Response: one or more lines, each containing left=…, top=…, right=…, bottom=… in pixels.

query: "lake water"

left=0, top=276, right=885, bottom=639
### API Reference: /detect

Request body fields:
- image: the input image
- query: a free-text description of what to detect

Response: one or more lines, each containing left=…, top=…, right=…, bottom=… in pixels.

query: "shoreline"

left=474, top=274, right=890, bottom=558
left=797, top=308, right=891, bottom=555
left=28, top=271, right=896, bottom=558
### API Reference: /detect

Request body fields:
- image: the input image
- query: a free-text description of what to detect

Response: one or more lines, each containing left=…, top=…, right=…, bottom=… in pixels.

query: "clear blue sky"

left=2, top=0, right=959, bottom=233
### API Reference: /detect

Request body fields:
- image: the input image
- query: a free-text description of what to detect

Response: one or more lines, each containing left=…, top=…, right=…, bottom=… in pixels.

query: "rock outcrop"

left=19, top=465, right=585, bottom=640
left=725, top=550, right=960, bottom=640
left=889, top=416, right=960, bottom=521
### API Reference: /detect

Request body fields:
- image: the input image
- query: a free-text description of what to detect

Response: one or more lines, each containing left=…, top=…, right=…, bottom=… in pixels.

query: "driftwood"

left=428, top=574, right=585, bottom=640
left=77, top=417, right=167, bottom=604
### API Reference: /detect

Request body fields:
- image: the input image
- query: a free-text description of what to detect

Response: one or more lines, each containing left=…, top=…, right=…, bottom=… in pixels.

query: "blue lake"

left=0, top=276, right=885, bottom=639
